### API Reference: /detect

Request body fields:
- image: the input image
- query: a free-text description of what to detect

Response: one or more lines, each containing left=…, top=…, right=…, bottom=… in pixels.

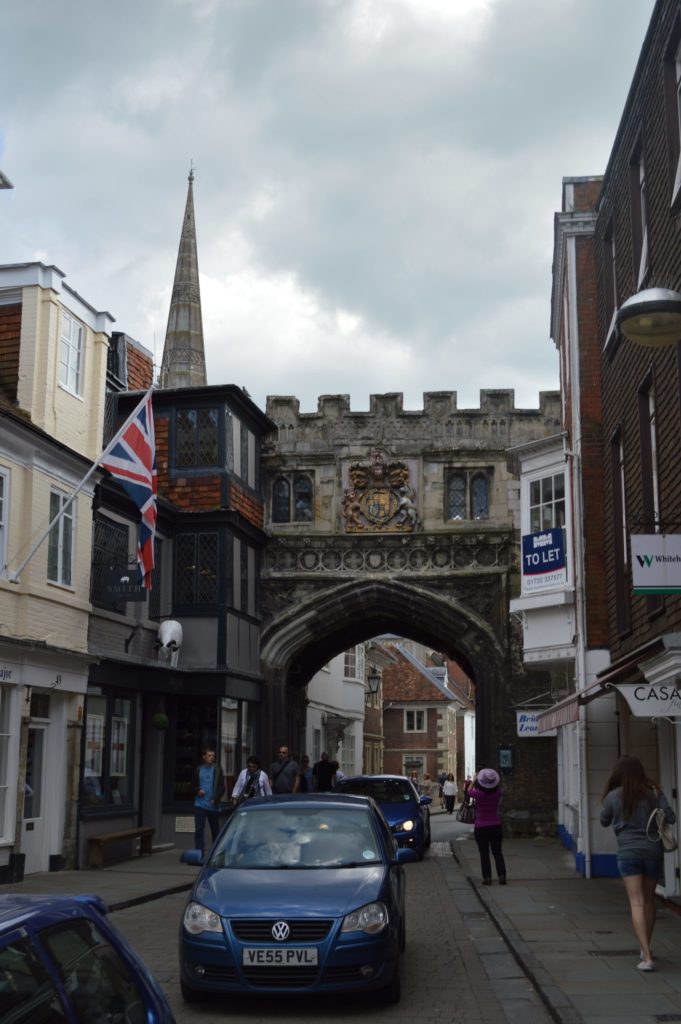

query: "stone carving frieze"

left=264, top=531, right=515, bottom=577
left=341, top=448, right=419, bottom=533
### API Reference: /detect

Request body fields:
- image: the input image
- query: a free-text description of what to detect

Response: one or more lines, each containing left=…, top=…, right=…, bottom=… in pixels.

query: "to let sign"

left=521, top=528, right=566, bottom=594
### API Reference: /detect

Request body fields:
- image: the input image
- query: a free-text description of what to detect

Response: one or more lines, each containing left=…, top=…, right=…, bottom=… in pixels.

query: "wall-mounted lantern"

left=616, top=287, right=681, bottom=347
left=365, top=669, right=381, bottom=706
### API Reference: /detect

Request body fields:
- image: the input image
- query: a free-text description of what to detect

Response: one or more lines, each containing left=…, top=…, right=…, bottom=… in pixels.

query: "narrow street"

left=110, top=816, right=550, bottom=1024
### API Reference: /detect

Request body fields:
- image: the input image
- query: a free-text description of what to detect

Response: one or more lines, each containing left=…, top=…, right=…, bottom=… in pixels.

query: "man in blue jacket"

left=193, top=747, right=225, bottom=856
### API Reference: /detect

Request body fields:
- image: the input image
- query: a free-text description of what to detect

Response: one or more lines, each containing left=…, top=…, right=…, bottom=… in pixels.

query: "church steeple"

left=159, top=169, right=207, bottom=389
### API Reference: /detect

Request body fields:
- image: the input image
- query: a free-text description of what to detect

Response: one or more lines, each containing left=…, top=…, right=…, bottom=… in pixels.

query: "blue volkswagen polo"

left=179, top=794, right=417, bottom=1004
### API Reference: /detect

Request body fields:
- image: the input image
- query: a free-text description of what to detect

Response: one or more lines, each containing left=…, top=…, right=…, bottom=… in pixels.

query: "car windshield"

left=209, top=806, right=382, bottom=869
left=337, top=778, right=416, bottom=804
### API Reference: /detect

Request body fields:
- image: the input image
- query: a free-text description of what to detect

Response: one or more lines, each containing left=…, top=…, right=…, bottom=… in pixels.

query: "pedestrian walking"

left=600, top=754, right=676, bottom=972
left=312, top=752, right=335, bottom=792
left=299, top=754, right=313, bottom=792
left=269, top=745, right=300, bottom=794
left=468, top=768, right=506, bottom=885
left=443, top=772, right=457, bottom=814
left=193, top=747, right=225, bottom=857
left=231, top=756, right=271, bottom=805
left=331, top=760, right=345, bottom=787
left=438, top=770, right=447, bottom=809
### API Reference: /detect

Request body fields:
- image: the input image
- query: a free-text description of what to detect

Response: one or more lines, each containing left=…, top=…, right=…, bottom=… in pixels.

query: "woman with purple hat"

left=467, top=768, right=506, bottom=886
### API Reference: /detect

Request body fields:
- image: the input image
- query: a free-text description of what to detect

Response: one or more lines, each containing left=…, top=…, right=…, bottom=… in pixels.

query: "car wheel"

left=424, top=822, right=432, bottom=849
left=377, top=965, right=401, bottom=1004
left=180, top=978, right=203, bottom=1004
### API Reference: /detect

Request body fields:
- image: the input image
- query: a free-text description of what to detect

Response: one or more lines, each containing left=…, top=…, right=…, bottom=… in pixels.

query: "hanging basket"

left=151, top=712, right=169, bottom=731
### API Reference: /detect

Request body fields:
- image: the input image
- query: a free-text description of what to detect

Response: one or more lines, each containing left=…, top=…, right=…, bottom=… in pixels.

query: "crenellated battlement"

left=265, top=390, right=561, bottom=450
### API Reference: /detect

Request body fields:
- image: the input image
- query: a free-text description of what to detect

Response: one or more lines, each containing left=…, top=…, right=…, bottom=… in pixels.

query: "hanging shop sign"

left=521, top=528, right=566, bottom=594
left=616, top=682, right=681, bottom=718
left=516, top=710, right=557, bottom=737
left=103, top=566, right=146, bottom=602
left=631, top=534, right=681, bottom=594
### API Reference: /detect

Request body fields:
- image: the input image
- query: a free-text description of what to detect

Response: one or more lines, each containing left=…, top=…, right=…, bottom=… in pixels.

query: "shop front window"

left=81, top=694, right=133, bottom=808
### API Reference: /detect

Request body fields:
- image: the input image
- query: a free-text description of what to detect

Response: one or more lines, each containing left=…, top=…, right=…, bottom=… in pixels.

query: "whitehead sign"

left=631, top=534, right=681, bottom=594
left=521, top=528, right=566, bottom=594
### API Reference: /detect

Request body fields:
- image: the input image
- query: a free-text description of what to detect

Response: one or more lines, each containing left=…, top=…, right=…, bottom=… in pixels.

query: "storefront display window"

left=81, top=694, right=133, bottom=809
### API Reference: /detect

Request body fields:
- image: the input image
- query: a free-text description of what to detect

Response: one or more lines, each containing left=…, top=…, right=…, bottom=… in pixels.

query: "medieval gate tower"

left=261, top=388, right=562, bottom=824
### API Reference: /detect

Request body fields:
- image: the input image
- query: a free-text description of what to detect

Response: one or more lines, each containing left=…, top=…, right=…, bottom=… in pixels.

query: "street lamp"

left=616, top=287, right=681, bottom=348
left=365, top=669, right=381, bottom=705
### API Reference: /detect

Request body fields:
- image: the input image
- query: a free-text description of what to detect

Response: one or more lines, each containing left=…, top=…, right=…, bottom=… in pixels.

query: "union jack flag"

left=100, top=392, right=157, bottom=589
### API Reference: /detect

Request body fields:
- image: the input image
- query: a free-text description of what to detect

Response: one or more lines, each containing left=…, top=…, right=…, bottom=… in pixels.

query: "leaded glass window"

left=91, top=517, right=129, bottom=610
left=175, top=532, right=219, bottom=605
left=175, top=408, right=219, bottom=468
left=471, top=474, right=489, bottom=520
left=272, top=478, right=291, bottom=523
left=447, top=474, right=466, bottom=520
left=294, top=476, right=313, bottom=521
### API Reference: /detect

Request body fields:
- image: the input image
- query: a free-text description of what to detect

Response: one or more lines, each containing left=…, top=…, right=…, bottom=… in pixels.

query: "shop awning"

left=536, top=680, right=612, bottom=734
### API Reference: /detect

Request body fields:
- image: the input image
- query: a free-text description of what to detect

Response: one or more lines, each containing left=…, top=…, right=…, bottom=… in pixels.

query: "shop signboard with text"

left=616, top=682, right=681, bottom=718
left=521, top=528, right=566, bottom=594
left=631, top=534, right=681, bottom=594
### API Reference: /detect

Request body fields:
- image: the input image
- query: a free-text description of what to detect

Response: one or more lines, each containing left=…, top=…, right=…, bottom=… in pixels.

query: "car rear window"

left=0, top=934, right=68, bottom=1023
left=40, top=918, right=147, bottom=1024
left=211, top=805, right=382, bottom=868
left=337, top=779, right=415, bottom=803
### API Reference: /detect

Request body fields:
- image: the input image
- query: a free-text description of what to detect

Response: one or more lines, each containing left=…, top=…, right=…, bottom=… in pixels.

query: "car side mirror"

left=420, top=795, right=432, bottom=805
left=180, top=849, right=204, bottom=866
left=395, top=847, right=419, bottom=864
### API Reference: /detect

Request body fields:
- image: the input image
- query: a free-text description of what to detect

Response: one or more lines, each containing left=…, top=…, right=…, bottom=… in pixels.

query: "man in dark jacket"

left=193, top=747, right=225, bottom=856
left=269, top=745, right=300, bottom=794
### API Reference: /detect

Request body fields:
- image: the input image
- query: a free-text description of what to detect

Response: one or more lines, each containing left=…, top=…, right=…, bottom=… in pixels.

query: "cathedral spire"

left=159, top=168, right=207, bottom=389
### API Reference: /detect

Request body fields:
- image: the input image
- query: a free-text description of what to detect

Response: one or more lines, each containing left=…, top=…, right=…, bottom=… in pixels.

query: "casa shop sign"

left=616, top=682, right=681, bottom=718
left=521, top=528, right=566, bottom=594
left=631, top=534, right=681, bottom=594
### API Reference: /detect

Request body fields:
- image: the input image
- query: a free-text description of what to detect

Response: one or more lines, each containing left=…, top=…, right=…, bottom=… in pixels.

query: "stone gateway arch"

left=260, top=389, right=562, bottom=825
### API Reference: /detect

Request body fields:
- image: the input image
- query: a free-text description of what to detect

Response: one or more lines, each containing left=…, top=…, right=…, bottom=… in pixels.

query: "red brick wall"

left=595, top=1, right=681, bottom=659
left=0, top=304, right=21, bottom=400
left=126, top=341, right=153, bottom=391
left=230, top=480, right=264, bottom=529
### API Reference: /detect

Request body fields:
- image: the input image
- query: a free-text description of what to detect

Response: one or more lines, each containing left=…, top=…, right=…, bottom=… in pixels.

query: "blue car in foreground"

left=0, top=893, right=175, bottom=1023
left=334, top=775, right=432, bottom=859
left=179, top=793, right=417, bottom=1004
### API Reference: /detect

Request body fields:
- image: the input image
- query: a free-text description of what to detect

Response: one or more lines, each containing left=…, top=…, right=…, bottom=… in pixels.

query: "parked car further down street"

left=0, top=893, right=175, bottom=1023
left=333, top=775, right=432, bottom=859
left=179, top=793, right=417, bottom=1004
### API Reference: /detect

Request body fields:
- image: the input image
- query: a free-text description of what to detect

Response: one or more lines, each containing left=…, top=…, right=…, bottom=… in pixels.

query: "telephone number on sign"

left=243, top=947, right=318, bottom=966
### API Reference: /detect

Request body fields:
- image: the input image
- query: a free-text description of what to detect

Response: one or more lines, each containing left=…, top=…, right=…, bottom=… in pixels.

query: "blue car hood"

left=193, top=866, right=385, bottom=918
left=375, top=802, right=418, bottom=828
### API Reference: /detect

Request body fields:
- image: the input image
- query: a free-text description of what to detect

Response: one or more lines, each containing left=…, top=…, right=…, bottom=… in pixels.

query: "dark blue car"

left=179, top=793, right=417, bottom=1004
left=334, top=775, right=432, bottom=859
left=0, top=893, right=175, bottom=1023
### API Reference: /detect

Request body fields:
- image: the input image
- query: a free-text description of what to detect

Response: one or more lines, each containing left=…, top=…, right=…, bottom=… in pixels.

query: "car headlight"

left=398, top=819, right=415, bottom=832
left=341, top=902, right=388, bottom=935
left=183, top=902, right=224, bottom=935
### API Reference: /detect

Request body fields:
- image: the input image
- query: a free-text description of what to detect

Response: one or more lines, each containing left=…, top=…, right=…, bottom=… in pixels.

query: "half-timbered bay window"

left=446, top=469, right=490, bottom=521
left=272, top=473, right=314, bottom=523
left=175, top=532, right=219, bottom=606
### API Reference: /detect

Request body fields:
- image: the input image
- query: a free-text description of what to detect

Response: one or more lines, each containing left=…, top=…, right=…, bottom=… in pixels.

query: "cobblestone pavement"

left=111, top=848, right=551, bottom=1024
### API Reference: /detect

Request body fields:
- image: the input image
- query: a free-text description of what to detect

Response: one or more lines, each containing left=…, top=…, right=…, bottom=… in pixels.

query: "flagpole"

left=2, top=385, right=155, bottom=584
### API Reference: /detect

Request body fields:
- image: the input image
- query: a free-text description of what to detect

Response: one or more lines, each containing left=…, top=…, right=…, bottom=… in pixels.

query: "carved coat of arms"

left=341, top=448, right=419, bottom=533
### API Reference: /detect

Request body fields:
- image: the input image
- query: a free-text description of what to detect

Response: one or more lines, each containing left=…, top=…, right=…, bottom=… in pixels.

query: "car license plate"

left=242, top=947, right=318, bottom=966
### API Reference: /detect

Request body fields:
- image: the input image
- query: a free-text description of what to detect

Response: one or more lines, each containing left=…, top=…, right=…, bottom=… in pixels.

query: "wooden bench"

left=87, top=826, right=156, bottom=869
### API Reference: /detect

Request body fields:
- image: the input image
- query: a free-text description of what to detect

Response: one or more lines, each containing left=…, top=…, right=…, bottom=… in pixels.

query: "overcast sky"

left=1, top=0, right=654, bottom=415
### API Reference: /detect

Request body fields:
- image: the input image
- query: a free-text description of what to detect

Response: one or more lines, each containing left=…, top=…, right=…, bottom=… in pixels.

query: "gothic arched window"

left=471, top=474, right=489, bottom=520
left=272, top=478, right=291, bottom=523
left=293, top=475, right=313, bottom=521
left=447, top=474, right=466, bottom=520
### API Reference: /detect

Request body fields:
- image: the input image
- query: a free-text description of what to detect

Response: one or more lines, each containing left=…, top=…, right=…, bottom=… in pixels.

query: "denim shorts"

left=616, top=850, right=662, bottom=880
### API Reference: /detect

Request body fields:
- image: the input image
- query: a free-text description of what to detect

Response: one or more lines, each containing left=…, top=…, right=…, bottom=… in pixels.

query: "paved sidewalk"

left=451, top=830, right=681, bottom=1024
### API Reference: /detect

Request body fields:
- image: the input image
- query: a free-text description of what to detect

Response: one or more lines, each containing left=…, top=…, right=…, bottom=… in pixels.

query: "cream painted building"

left=0, top=262, right=113, bottom=876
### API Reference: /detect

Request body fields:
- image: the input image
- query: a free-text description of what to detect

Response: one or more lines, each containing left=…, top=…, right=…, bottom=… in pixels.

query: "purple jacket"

left=468, top=785, right=502, bottom=828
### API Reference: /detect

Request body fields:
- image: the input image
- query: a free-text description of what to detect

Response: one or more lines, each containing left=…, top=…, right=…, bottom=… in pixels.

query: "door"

left=22, top=724, right=48, bottom=874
